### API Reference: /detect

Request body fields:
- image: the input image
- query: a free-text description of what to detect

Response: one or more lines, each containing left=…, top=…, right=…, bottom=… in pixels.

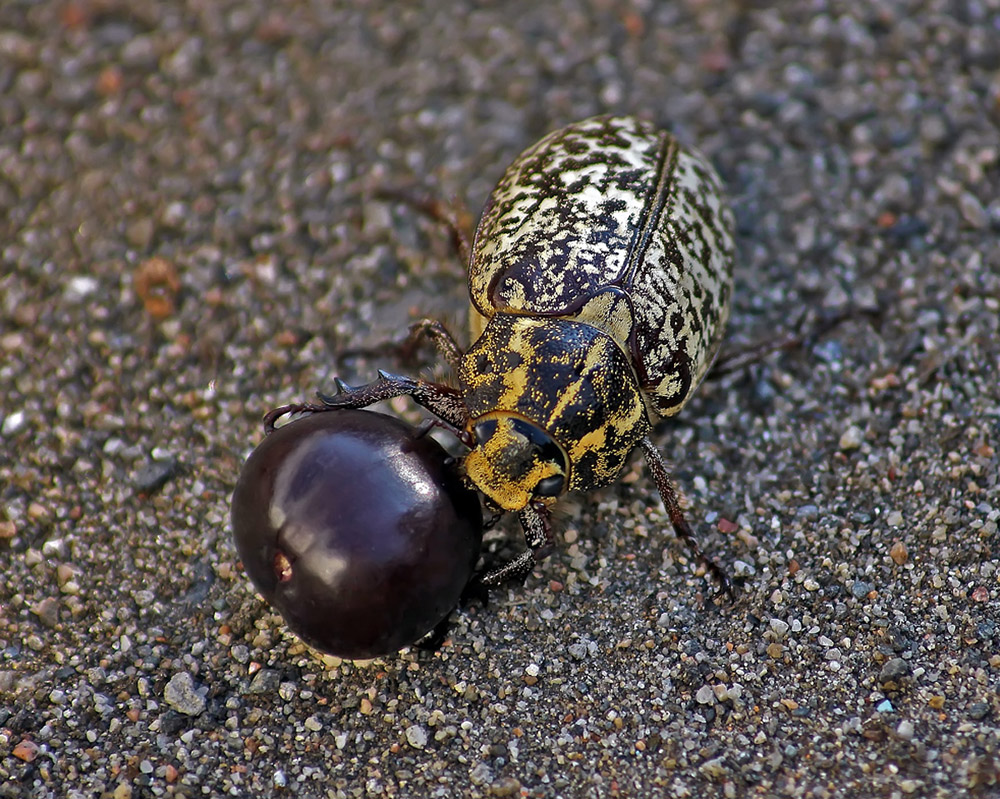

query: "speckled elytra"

left=272, top=116, right=736, bottom=591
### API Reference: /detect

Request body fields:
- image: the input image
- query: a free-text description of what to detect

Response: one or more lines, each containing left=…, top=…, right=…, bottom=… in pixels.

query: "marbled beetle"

left=272, top=116, right=735, bottom=591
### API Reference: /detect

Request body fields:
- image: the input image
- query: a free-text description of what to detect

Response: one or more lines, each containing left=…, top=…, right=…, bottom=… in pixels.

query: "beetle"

left=270, top=115, right=736, bottom=592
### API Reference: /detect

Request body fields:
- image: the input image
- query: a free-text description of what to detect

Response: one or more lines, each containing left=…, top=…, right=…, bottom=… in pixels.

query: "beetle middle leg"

left=335, top=190, right=473, bottom=368
left=372, top=187, right=474, bottom=268
left=397, top=318, right=465, bottom=371
left=337, top=317, right=466, bottom=372
left=640, top=437, right=733, bottom=598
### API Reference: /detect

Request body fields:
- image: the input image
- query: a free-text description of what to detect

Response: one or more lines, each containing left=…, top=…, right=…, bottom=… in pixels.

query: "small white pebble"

left=304, top=715, right=322, bottom=732
left=839, top=425, right=864, bottom=450
left=65, top=275, right=99, bottom=300
left=2, top=411, right=26, bottom=436
left=733, top=560, right=756, bottom=577
left=405, top=725, right=428, bottom=749
left=696, top=685, right=716, bottom=705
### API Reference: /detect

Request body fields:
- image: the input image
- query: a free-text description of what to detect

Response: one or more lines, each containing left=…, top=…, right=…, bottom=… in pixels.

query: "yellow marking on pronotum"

left=497, top=361, right=531, bottom=411
left=569, top=426, right=608, bottom=464
left=546, top=370, right=585, bottom=429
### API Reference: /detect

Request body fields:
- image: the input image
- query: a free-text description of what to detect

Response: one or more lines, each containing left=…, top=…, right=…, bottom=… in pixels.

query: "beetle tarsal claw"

left=262, top=405, right=294, bottom=433
left=377, top=368, right=407, bottom=382
left=318, top=383, right=357, bottom=403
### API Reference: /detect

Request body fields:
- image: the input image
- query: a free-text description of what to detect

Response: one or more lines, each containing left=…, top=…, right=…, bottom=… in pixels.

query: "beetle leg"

left=477, top=503, right=554, bottom=588
left=414, top=611, right=454, bottom=652
left=640, top=437, right=733, bottom=598
left=710, top=304, right=883, bottom=378
left=262, top=402, right=331, bottom=434
left=339, top=318, right=466, bottom=372
left=399, top=318, right=465, bottom=372
left=316, top=369, right=471, bottom=432
left=372, top=187, right=474, bottom=268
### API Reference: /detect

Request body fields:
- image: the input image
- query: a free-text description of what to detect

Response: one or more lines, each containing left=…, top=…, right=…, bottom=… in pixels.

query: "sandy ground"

left=2, top=1, right=999, bottom=797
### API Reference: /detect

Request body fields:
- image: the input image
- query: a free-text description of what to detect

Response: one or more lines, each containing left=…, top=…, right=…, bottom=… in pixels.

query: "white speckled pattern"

left=469, top=116, right=734, bottom=418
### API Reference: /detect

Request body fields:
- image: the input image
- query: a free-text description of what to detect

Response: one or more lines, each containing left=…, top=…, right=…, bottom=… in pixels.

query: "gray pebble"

left=879, top=658, right=911, bottom=685
left=850, top=581, right=872, bottom=599
left=405, top=724, right=428, bottom=749
left=247, top=669, right=281, bottom=695
left=959, top=192, right=988, bottom=229
left=132, top=458, right=178, bottom=493
left=163, top=672, right=206, bottom=717
left=470, top=762, right=493, bottom=785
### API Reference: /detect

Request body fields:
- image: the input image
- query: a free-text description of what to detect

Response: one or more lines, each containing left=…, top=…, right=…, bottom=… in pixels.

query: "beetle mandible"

left=273, top=115, right=736, bottom=591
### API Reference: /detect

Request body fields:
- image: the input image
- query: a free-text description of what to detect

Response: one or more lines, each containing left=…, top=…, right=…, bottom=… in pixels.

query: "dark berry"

left=231, top=409, right=482, bottom=658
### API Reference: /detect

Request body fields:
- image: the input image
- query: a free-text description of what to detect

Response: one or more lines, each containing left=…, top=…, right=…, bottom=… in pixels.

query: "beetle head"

left=464, top=413, right=568, bottom=512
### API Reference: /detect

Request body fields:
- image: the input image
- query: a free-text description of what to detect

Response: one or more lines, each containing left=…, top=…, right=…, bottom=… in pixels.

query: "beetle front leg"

left=477, top=502, right=554, bottom=588
left=640, top=437, right=733, bottom=598
left=262, top=402, right=328, bottom=433
left=318, top=369, right=471, bottom=432
left=264, top=370, right=470, bottom=436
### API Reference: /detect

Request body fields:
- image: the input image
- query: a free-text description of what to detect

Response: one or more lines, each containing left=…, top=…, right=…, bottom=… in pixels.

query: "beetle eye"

left=533, top=474, right=564, bottom=498
left=473, top=419, right=498, bottom=445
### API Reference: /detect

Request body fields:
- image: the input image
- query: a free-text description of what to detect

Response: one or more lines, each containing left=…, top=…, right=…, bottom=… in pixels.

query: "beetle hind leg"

left=640, top=437, right=733, bottom=598
left=709, top=303, right=884, bottom=378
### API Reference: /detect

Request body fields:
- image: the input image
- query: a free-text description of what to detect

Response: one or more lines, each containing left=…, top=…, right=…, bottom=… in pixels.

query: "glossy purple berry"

left=231, top=409, right=482, bottom=658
